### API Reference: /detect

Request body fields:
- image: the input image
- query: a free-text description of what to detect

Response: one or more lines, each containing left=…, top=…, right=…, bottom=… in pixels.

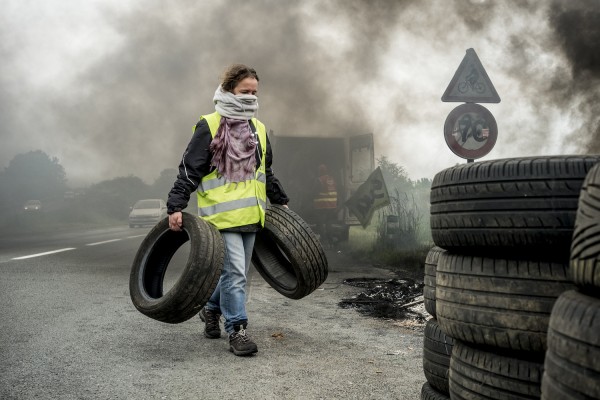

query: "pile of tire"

left=420, top=155, right=600, bottom=400
left=421, top=246, right=455, bottom=400
left=541, top=163, right=600, bottom=399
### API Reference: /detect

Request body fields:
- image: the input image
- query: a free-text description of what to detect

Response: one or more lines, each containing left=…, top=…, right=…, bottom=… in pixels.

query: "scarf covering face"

left=213, top=85, right=259, bottom=120
left=210, top=86, right=259, bottom=182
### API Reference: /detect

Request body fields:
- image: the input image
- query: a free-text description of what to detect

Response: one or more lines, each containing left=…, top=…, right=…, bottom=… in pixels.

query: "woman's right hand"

left=169, top=211, right=183, bottom=231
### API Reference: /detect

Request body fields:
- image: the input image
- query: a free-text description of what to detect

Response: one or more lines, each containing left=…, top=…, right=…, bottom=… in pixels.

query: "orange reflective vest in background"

left=314, top=174, right=337, bottom=209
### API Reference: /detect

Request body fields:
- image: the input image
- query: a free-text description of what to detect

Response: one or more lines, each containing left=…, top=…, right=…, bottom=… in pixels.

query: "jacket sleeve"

left=265, top=134, right=290, bottom=205
left=167, top=120, right=212, bottom=214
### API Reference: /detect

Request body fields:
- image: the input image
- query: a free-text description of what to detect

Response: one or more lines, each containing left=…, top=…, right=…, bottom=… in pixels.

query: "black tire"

left=430, top=155, right=600, bottom=259
left=424, top=246, right=445, bottom=317
left=421, top=382, right=450, bottom=400
left=570, top=163, right=600, bottom=291
left=423, top=318, right=454, bottom=394
left=252, top=205, right=328, bottom=299
left=129, top=212, right=224, bottom=324
left=436, top=252, right=574, bottom=352
left=450, top=340, right=544, bottom=400
left=541, top=290, right=600, bottom=399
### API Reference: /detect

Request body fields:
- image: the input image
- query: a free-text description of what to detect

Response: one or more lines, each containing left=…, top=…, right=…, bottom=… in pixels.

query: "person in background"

left=313, top=163, right=338, bottom=247
left=167, top=64, right=289, bottom=356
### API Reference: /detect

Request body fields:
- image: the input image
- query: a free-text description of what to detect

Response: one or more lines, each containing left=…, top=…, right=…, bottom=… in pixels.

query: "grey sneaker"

left=199, top=307, right=221, bottom=339
left=229, top=324, right=258, bottom=356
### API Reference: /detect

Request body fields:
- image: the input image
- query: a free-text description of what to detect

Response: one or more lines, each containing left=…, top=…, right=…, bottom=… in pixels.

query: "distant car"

left=23, top=200, right=42, bottom=212
left=129, top=199, right=168, bottom=228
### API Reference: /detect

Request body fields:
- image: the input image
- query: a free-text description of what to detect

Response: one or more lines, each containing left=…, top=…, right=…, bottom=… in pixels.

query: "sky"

left=1, top=0, right=599, bottom=187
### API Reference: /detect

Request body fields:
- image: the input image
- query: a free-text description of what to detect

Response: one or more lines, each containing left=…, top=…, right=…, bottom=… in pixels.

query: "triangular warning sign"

left=442, top=48, right=501, bottom=103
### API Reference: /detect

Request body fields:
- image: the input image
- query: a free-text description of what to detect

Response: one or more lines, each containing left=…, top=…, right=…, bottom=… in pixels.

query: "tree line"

left=0, top=150, right=432, bottom=234
left=0, top=150, right=178, bottom=223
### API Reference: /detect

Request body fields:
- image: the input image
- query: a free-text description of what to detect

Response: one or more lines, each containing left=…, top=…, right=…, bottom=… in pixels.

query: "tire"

left=424, top=246, right=445, bottom=317
left=430, top=155, right=600, bottom=259
left=436, top=252, right=574, bottom=352
left=450, top=340, right=544, bottom=400
left=252, top=204, right=328, bottom=299
left=421, top=382, right=450, bottom=400
left=423, top=318, right=454, bottom=394
left=129, top=212, right=224, bottom=324
left=570, top=163, right=600, bottom=291
left=541, top=290, right=600, bottom=399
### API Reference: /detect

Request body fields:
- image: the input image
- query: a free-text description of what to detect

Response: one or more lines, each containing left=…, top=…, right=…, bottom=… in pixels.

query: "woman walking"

left=167, top=64, right=289, bottom=356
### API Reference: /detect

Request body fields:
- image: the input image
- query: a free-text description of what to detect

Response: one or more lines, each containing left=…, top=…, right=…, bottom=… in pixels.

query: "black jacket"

left=167, top=118, right=289, bottom=216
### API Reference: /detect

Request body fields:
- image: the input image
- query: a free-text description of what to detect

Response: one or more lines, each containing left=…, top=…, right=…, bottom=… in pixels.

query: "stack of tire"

left=420, top=155, right=600, bottom=400
left=421, top=246, right=454, bottom=400
left=541, top=162, right=600, bottom=399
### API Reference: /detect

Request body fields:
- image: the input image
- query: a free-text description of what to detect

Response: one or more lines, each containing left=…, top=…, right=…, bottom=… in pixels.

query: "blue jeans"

left=205, top=231, right=255, bottom=334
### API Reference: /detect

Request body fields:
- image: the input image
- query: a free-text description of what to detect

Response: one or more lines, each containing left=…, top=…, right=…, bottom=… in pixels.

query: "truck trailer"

left=269, top=132, right=375, bottom=243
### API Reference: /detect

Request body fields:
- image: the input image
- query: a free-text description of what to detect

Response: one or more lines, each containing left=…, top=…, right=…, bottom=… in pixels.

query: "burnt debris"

left=339, top=278, right=425, bottom=321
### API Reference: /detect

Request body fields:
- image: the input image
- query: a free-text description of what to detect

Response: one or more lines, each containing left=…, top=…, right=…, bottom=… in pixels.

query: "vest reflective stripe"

left=199, top=197, right=267, bottom=216
left=314, top=196, right=337, bottom=208
left=196, top=111, right=267, bottom=230
left=314, top=175, right=338, bottom=209
left=200, top=171, right=266, bottom=192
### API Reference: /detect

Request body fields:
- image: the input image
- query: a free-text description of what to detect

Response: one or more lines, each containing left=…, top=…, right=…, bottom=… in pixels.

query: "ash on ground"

left=339, top=278, right=427, bottom=323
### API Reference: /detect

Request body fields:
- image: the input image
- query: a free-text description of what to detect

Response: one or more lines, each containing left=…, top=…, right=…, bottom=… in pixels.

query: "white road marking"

left=86, top=234, right=146, bottom=246
left=12, top=248, right=76, bottom=260
left=9, top=233, right=145, bottom=260
left=86, top=238, right=122, bottom=246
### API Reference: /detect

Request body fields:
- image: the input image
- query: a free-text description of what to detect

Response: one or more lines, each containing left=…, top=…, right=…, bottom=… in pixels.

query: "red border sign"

left=444, top=103, right=498, bottom=159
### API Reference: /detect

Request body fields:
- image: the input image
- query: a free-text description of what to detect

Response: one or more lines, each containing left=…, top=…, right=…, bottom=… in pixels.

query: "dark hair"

left=221, top=64, right=259, bottom=93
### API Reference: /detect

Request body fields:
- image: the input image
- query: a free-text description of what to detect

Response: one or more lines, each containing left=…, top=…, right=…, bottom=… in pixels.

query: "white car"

left=129, top=199, right=168, bottom=228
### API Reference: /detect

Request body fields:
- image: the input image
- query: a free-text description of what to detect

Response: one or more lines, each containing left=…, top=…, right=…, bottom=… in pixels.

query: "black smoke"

left=549, top=0, right=600, bottom=153
left=49, top=0, right=418, bottom=184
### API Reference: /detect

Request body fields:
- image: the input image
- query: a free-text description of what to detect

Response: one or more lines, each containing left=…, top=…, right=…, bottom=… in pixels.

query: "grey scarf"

left=213, top=85, right=259, bottom=120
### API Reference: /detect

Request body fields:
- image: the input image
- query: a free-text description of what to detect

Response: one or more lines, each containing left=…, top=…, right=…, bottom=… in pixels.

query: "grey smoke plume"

left=1, top=0, right=599, bottom=186
left=548, top=0, right=600, bottom=153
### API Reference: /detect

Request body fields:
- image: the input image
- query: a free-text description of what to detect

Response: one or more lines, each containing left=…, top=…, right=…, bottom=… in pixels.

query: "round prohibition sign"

left=444, top=103, right=497, bottom=159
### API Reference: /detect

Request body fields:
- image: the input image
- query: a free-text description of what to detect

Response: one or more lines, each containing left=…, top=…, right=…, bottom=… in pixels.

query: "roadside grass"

left=344, top=225, right=433, bottom=279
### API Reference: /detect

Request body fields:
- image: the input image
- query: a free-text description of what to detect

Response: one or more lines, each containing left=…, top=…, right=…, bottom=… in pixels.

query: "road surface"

left=0, top=226, right=426, bottom=399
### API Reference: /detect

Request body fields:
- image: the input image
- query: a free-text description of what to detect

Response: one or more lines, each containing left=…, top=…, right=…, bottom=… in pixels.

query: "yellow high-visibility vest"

left=196, top=111, right=267, bottom=230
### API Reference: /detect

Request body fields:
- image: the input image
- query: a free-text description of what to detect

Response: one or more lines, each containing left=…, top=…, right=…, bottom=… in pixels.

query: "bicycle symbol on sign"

left=458, top=66, right=485, bottom=94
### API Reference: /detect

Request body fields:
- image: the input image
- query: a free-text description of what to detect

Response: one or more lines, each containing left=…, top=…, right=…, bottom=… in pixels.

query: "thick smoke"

left=47, top=0, right=417, bottom=184
left=1, top=0, right=599, bottom=186
left=549, top=0, right=600, bottom=153
left=0, top=24, right=22, bottom=147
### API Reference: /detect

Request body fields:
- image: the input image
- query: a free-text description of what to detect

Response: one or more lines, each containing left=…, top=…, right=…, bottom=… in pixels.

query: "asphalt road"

left=0, top=226, right=426, bottom=400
